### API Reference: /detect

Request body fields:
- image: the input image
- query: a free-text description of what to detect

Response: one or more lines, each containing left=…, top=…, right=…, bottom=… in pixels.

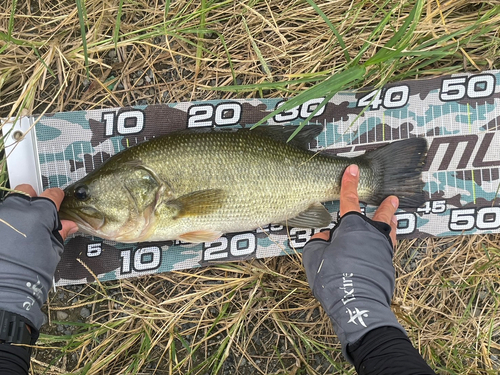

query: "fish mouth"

left=59, top=207, right=105, bottom=232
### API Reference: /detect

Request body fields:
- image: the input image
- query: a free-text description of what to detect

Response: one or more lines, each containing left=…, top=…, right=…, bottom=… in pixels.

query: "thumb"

left=59, top=220, right=79, bottom=241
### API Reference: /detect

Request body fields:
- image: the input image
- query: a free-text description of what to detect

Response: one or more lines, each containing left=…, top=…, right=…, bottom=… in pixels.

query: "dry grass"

left=395, top=236, right=500, bottom=373
left=1, top=0, right=500, bottom=374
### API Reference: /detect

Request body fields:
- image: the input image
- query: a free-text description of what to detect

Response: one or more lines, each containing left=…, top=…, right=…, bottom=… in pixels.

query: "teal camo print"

left=26, top=70, right=500, bottom=285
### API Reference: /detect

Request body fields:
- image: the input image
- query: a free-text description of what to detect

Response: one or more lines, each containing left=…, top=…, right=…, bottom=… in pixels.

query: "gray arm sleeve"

left=0, top=194, right=64, bottom=330
left=302, top=212, right=406, bottom=364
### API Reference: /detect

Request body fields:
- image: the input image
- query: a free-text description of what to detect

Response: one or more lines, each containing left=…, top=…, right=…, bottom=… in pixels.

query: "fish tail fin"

left=361, top=137, right=427, bottom=207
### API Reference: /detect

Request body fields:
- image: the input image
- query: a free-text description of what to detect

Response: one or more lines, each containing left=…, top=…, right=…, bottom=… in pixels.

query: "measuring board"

left=3, top=70, right=500, bottom=286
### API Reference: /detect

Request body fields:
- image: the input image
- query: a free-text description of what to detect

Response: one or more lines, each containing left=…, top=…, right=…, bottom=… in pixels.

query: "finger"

left=59, top=220, right=79, bottom=241
left=372, top=195, right=399, bottom=224
left=13, top=184, right=37, bottom=197
left=40, top=188, right=65, bottom=210
left=372, top=195, right=399, bottom=247
left=389, top=215, right=398, bottom=248
left=340, top=164, right=361, bottom=216
left=310, top=230, right=330, bottom=241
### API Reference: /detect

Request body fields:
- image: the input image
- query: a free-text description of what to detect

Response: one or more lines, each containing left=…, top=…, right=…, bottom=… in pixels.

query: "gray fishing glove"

left=302, top=211, right=406, bottom=364
left=0, top=193, right=64, bottom=331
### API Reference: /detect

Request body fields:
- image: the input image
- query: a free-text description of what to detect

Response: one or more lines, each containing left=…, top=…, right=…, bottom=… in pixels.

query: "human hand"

left=311, top=164, right=398, bottom=245
left=0, top=184, right=77, bottom=332
left=13, top=184, right=79, bottom=240
left=302, top=164, right=406, bottom=364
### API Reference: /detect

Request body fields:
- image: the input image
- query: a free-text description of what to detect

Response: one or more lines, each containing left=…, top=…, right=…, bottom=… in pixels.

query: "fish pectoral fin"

left=167, top=189, right=226, bottom=219
left=278, top=203, right=332, bottom=228
left=178, top=230, right=223, bottom=243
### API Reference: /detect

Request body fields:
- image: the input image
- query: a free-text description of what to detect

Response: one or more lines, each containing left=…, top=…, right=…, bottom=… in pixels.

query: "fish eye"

left=74, top=184, right=90, bottom=201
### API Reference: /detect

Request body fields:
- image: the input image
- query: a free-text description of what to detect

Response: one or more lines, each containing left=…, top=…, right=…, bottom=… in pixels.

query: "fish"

left=59, top=126, right=427, bottom=243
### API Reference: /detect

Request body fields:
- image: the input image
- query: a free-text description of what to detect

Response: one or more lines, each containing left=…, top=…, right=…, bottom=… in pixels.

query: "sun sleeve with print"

left=302, top=212, right=406, bottom=364
left=0, top=194, right=64, bottom=331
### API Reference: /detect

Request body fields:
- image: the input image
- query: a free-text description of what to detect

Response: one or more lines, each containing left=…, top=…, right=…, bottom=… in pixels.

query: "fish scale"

left=140, top=131, right=339, bottom=233
left=59, top=126, right=427, bottom=243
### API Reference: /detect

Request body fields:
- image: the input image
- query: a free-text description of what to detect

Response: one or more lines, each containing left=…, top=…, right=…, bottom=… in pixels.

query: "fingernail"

left=348, top=164, right=358, bottom=176
left=390, top=196, right=399, bottom=209
left=392, top=215, right=398, bottom=224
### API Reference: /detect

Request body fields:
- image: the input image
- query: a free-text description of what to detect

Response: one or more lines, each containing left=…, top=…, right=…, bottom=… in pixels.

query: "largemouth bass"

left=59, top=126, right=426, bottom=243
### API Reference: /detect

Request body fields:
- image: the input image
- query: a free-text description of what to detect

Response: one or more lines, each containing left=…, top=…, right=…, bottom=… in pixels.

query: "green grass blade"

left=242, top=17, right=272, bottom=81
left=32, top=47, right=56, bottom=79
left=162, top=0, right=171, bottom=35
left=75, top=0, right=90, bottom=78
left=0, top=42, right=8, bottom=54
left=195, top=0, right=208, bottom=74
left=251, top=65, right=365, bottom=130
left=305, top=0, right=350, bottom=63
left=0, top=31, right=41, bottom=47
left=0, top=0, right=19, bottom=52
left=208, top=74, right=329, bottom=92
left=216, top=32, right=236, bottom=83
left=164, top=0, right=171, bottom=19
left=365, top=0, right=424, bottom=65
left=351, top=0, right=395, bottom=65
left=382, top=1, right=422, bottom=49
left=7, top=0, right=17, bottom=41
left=113, top=0, right=125, bottom=49
left=286, top=92, right=335, bottom=142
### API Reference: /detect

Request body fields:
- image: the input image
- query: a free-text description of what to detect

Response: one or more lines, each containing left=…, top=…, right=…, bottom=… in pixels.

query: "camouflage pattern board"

left=3, top=70, right=500, bottom=286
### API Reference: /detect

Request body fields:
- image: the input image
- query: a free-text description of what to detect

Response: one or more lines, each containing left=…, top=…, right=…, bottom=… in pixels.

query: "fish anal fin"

left=168, top=189, right=226, bottom=218
left=278, top=202, right=332, bottom=228
left=178, top=230, right=223, bottom=243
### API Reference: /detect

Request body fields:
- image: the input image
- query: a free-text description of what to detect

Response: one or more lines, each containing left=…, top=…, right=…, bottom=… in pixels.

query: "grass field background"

left=1, top=0, right=499, bottom=374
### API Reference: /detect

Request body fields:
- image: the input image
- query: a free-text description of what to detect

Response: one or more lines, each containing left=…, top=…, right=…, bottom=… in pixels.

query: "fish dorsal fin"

left=178, top=230, right=223, bottom=243
left=278, top=202, right=332, bottom=228
left=253, top=125, right=323, bottom=149
left=167, top=189, right=226, bottom=219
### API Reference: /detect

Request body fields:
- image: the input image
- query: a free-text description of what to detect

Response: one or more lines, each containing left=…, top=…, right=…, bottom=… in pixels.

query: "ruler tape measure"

left=3, top=70, right=499, bottom=285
